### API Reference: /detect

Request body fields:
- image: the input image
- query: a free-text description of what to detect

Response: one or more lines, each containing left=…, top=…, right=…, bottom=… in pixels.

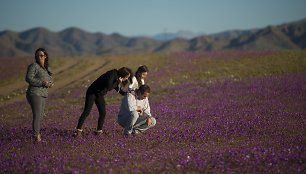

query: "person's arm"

left=143, top=98, right=152, bottom=118
left=25, top=64, right=44, bottom=87
left=115, top=86, right=127, bottom=95
left=128, top=77, right=138, bottom=91
left=127, top=93, right=138, bottom=112
left=105, top=70, right=117, bottom=90
left=126, top=92, right=143, bottom=120
left=143, top=98, right=153, bottom=126
left=106, top=70, right=126, bottom=95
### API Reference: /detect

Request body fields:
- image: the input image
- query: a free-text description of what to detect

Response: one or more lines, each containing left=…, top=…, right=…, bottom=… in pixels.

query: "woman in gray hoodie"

left=25, top=48, right=53, bottom=142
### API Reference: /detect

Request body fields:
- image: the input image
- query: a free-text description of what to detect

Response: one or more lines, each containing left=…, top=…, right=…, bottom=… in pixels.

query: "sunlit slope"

left=0, top=53, right=169, bottom=105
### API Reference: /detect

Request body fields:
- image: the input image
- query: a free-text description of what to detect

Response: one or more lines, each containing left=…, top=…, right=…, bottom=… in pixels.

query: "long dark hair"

left=118, top=67, right=132, bottom=86
left=125, top=67, right=134, bottom=86
left=35, top=48, right=52, bottom=76
left=135, top=65, right=149, bottom=85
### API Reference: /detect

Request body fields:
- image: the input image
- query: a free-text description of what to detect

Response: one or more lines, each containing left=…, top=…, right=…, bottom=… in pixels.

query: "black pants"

left=76, top=90, right=106, bottom=130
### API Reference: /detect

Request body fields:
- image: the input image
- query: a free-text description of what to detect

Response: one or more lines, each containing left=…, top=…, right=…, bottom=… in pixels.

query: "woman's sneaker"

left=73, top=129, right=83, bottom=137
left=132, top=129, right=141, bottom=135
left=94, top=130, right=103, bottom=136
left=33, top=134, right=42, bottom=142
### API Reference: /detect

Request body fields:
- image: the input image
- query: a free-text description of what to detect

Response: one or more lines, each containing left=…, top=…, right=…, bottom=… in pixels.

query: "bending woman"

left=75, top=67, right=131, bottom=137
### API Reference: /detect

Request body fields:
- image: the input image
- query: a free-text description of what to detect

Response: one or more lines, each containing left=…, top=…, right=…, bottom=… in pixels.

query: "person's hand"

left=136, top=106, right=143, bottom=113
left=42, top=80, right=49, bottom=87
left=42, top=80, right=53, bottom=88
left=147, top=117, right=153, bottom=126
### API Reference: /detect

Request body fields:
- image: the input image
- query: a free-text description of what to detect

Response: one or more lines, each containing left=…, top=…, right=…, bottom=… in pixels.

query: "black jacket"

left=87, top=69, right=124, bottom=96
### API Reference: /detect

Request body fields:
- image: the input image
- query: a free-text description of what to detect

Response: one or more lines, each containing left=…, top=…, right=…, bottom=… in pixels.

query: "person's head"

left=135, top=65, right=149, bottom=85
left=122, top=67, right=133, bottom=87
left=117, top=67, right=131, bottom=82
left=35, top=48, right=52, bottom=76
left=35, top=48, right=48, bottom=67
left=137, top=84, right=150, bottom=99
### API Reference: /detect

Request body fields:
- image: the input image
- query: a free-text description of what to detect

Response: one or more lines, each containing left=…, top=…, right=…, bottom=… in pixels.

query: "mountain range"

left=0, top=18, right=305, bottom=57
left=152, top=30, right=206, bottom=41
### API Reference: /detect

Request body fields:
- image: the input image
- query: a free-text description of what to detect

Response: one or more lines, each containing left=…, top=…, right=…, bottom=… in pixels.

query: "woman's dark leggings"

left=76, top=91, right=106, bottom=130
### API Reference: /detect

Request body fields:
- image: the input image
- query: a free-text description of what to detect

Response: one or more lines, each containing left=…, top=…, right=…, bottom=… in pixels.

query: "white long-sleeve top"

left=128, top=76, right=145, bottom=91
left=118, top=91, right=151, bottom=117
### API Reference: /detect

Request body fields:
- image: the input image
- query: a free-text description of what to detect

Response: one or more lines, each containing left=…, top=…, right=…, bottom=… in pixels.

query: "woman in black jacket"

left=74, top=67, right=131, bottom=137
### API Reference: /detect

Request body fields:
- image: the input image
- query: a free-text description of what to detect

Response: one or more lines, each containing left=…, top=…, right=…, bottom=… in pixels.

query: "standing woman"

left=129, top=65, right=149, bottom=91
left=74, top=67, right=131, bottom=137
left=26, top=48, right=53, bottom=142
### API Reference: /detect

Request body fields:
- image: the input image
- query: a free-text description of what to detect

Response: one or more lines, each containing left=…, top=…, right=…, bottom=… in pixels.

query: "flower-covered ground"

left=0, top=51, right=305, bottom=173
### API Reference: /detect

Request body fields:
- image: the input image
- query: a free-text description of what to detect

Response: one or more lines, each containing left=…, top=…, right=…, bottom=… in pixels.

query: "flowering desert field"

left=0, top=51, right=305, bottom=173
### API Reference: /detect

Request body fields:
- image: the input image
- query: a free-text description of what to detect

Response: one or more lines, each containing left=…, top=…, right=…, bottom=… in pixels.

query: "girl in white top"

left=129, top=65, right=149, bottom=91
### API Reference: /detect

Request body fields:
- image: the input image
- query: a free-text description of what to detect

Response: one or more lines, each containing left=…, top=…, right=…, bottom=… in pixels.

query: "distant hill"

left=0, top=18, right=305, bottom=57
left=152, top=30, right=206, bottom=41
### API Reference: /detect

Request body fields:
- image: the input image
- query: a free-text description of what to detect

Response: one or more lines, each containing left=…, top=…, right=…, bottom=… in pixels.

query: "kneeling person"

left=118, top=84, right=156, bottom=135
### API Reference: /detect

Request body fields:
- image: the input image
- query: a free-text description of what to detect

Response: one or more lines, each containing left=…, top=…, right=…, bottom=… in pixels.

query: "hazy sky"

left=1, top=0, right=306, bottom=36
